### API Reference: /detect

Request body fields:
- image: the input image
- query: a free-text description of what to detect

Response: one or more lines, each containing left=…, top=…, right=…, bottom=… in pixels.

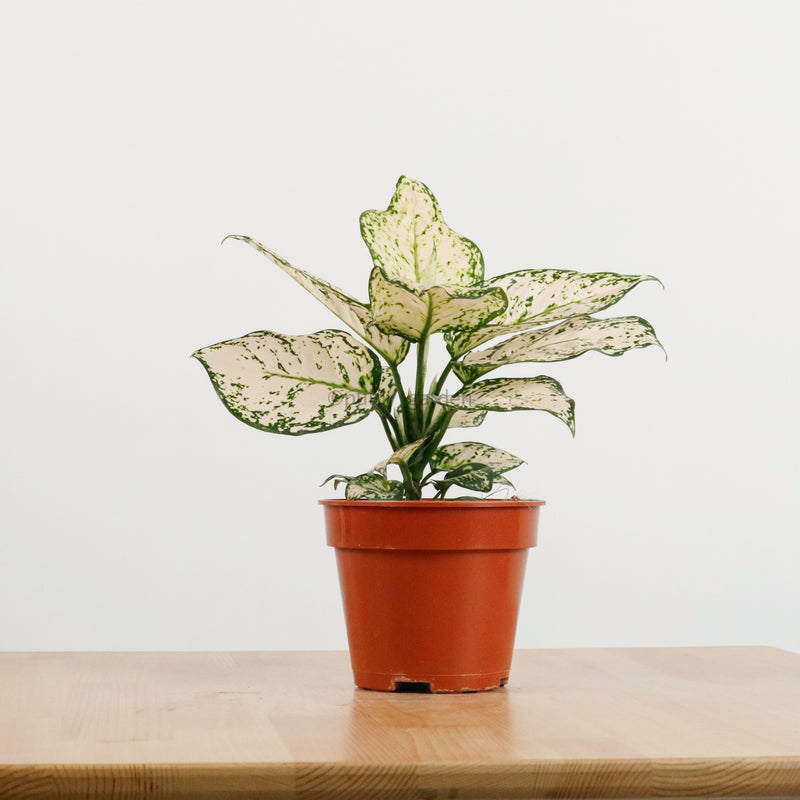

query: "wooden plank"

left=1, top=648, right=799, bottom=798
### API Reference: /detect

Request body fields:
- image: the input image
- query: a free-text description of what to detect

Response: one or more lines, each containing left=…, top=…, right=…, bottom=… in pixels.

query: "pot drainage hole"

left=394, top=681, right=432, bottom=693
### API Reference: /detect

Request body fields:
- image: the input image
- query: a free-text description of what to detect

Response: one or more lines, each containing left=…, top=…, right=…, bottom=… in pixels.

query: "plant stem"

left=425, top=359, right=456, bottom=427
left=385, top=408, right=402, bottom=443
left=398, top=459, right=420, bottom=499
left=433, top=483, right=449, bottom=500
left=387, top=360, right=416, bottom=443
left=429, top=408, right=456, bottom=450
left=414, top=332, right=429, bottom=434
left=419, top=470, right=436, bottom=485
left=376, top=409, right=399, bottom=452
left=416, top=406, right=456, bottom=472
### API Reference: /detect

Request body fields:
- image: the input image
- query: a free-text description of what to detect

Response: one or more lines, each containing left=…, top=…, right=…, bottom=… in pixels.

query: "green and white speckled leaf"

left=447, top=270, right=659, bottom=355
left=448, top=408, right=488, bottom=428
left=360, top=176, right=485, bottom=289
left=438, top=464, right=494, bottom=493
left=454, top=315, right=663, bottom=381
left=324, top=473, right=405, bottom=499
left=368, top=267, right=506, bottom=340
left=375, top=368, right=397, bottom=409
left=225, top=235, right=409, bottom=365
left=431, top=442, right=524, bottom=474
left=373, top=438, right=429, bottom=472
left=431, top=376, right=575, bottom=433
left=193, top=329, right=380, bottom=435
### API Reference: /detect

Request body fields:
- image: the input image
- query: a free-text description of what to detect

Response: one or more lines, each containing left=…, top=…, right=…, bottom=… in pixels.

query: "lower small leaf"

left=323, top=472, right=404, bottom=500
left=438, top=464, right=495, bottom=493
left=431, top=376, right=575, bottom=434
left=432, top=442, right=524, bottom=474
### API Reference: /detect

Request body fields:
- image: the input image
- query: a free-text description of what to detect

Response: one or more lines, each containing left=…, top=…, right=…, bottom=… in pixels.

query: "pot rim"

left=323, top=498, right=541, bottom=550
left=319, top=498, right=545, bottom=508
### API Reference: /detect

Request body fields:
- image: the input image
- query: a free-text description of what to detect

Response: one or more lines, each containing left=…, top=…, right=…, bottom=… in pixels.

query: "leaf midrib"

left=240, top=342, right=373, bottom=395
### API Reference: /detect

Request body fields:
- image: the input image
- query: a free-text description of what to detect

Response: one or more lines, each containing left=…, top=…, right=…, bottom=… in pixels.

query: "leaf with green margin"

left=448, top=408, right=487, bottom=428
left=454, top=315, right=663, bottom=382
left=323, top=473, right=405, bottom=499
left=431, top=441, right=525, bottom=474
left=360, top=176, right=485, bottom=289
left=446, top=270, right=660, bottom=356
left=375, top=367, right=397, bottom=409
left=436, top=464, right=495, bottom=493
left=373, top=438, right=430, bottom=473
left=225, top=235, right=409, bottom=364
left=431, top=376, right=575, bottom=434
left=368, top=267, right=506, bottom=340
left=193, top=329, right=380, bottom=435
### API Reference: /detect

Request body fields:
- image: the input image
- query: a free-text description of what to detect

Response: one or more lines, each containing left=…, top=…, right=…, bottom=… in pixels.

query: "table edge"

left=2, top=756, right=800, bottom=799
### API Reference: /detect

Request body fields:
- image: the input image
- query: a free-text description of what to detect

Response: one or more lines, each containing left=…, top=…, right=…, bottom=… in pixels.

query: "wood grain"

left=1, top=647, right=799, bottom=798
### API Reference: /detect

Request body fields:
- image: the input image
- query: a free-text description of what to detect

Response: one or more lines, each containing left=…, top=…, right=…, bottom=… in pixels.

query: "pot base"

left=354, top=670, right=510, bottom=693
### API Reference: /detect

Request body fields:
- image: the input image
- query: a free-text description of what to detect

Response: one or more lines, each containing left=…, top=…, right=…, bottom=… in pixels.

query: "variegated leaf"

left=368, top=267, right=506, bottom=340
left=431, top=442, right=525, bottom=474
left=346, top=477, right=404, bottom=500
left=454, top=315, right=663, bottom=381
left=193, top=329, right=380, bottom=435
left=373, top=438, right=430, bottom=473
left=225, top=235, right=409, bottom=364
left=438, top=464, right=494, bottom=493
left=431, top=376, right=575, bottom=433
left=360, top=176, right=485, bottom=289
left=447, top=270, right=660, bottom=355
left=323, top=473, right=405, bottom=500
left=448, top=408, right=488, bottom=428
left=375, top=367, right=397, bottom=409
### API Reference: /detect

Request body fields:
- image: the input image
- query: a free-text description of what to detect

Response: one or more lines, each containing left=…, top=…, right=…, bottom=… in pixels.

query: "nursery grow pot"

left=321, top=499, right=543, bottom=693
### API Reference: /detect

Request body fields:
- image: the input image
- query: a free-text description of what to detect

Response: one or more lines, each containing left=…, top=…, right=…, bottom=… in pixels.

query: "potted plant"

left=193, top=176, right=662, bottom=692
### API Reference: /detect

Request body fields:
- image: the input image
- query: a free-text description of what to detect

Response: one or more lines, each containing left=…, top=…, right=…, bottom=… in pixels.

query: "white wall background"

left=2, top=1, right=798, bottom=654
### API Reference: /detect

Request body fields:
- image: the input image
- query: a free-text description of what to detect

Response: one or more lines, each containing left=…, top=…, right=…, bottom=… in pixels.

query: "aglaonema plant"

left=193, top=176, right=662, bottom=500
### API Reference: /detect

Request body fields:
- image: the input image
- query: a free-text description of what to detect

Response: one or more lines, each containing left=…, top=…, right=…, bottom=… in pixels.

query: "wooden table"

left=1, top=647, right=799, bottom=799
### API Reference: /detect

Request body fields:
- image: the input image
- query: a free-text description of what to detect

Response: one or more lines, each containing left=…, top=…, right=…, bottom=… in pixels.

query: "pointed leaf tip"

left=221, top=234, right=409, bottom=364
left=221, top=234, right=243, bottom=246
left=448, top=270, right=663, bottom=355
left=431, top=441, right=525, bottom=474
left=432, top=376, right=575, bottom=434
left=455, top=314, right=664, bottom=380
left=361, top=177, right=485, bottom=289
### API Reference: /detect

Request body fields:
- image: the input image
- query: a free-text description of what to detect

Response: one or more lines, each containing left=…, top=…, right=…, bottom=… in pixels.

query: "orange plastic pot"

left=321, top=499, right=543, bottom=693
